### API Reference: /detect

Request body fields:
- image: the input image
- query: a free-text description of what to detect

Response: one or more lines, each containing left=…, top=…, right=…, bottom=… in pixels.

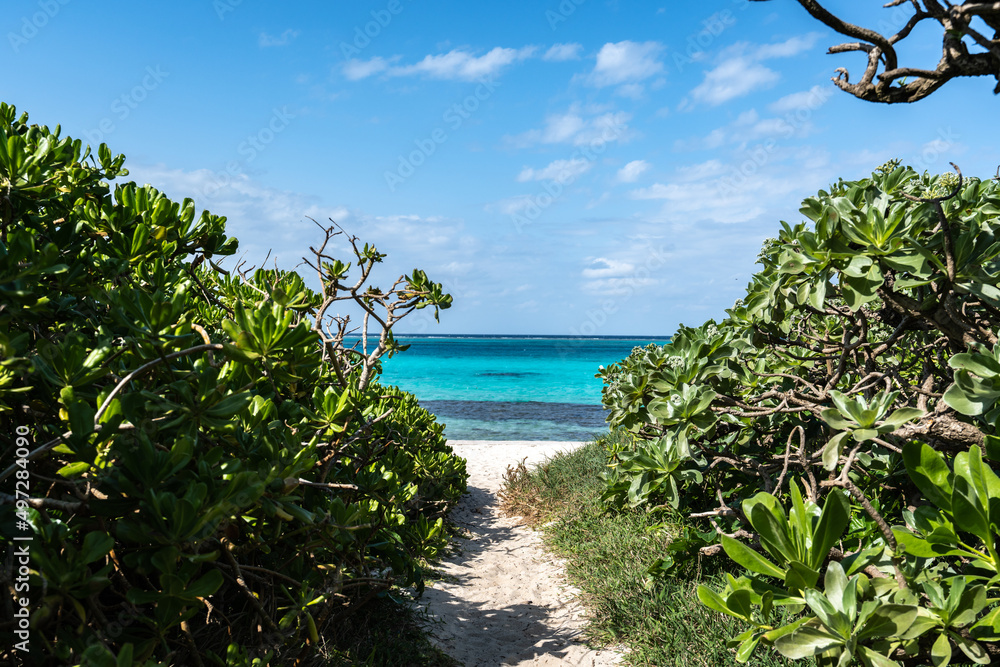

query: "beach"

left=418, top=440, right=624, bottom=667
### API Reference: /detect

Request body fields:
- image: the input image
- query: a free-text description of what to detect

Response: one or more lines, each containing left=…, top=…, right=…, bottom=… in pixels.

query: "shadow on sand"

left=416, top=482, right=605, bottom=666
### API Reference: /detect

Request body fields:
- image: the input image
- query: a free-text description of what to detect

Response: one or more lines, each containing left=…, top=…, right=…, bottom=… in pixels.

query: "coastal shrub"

left=0, top=102, right=467, bottom=665
left=598, top=163, right=1000, bottom=665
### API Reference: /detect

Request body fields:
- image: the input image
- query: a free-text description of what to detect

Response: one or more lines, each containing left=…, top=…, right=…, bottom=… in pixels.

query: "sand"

left=417, top=440, right=624, bottom=667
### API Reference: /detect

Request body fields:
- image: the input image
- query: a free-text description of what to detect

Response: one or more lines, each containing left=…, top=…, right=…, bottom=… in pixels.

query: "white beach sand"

left=417, top=440, right=624, bottom=667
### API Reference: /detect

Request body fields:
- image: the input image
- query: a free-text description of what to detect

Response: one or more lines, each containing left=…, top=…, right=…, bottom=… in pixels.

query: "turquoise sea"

left=375, top=336, right=671, bottom=441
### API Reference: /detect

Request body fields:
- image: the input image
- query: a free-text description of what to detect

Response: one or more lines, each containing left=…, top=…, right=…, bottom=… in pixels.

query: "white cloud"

left=589, top=41, right=665, bottom=87
left=675, top=94, right=828, bottom=151
left=628, top=146, right=832, bottom=226
left=691, top=59, right=779, bottom=106
left=488, top=195, right=539, bottom=216
left=507, top=106, right=632, bottom=148
left=755, top=34, right=822, bottom=59
left=343, top=56, right=392, bottom=81
left=735, top=109, right=759, bottom=126
left=514, top=299, right=540, bottom=312
left=580, top=247, right=667, bottom=296
left=122, top=164, right=484, bottom=304
left=616, top=83, right=646, bottom=99
left=543, top=43, right=582, bottom=61
left=573, top=111, right=631, bottom=145
left=532, top=111, right=586, bottom=143
left=767, top=84, right=832, bottom=114
left=582, top=257, right=635, bottom=279
left=345, top=47, right=536, bottom=81
left=631, top=180, right=766, bottom=223
left=259, top=29, right=299, bottom=48
left=674, top=159, right=727, bottom=182
left=124, top=164, right=344, bottom=270
left=616, top=160, right=650, bottom=183
left=689, top=34, right=822, bottom=106
left=517, top=158, right=593, bottom=182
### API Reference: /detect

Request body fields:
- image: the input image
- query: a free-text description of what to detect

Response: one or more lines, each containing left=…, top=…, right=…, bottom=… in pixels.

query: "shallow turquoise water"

left=372, top=336, right=669, bottom=440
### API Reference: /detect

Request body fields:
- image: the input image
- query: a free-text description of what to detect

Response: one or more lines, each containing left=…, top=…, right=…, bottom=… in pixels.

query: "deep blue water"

left=372, top=336, right=670, bottom=440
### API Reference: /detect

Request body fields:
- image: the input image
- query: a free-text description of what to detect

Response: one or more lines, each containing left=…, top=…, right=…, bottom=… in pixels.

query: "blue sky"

left=5, top=0, right=998, bottom=335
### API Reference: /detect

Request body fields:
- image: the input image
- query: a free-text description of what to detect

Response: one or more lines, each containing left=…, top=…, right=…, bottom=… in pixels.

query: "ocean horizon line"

left=346, top=333, right=673, bottom=340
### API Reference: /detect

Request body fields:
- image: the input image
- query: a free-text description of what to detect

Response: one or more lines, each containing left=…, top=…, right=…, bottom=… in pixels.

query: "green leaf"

left=970, top=607, right=1000, bottom=641
left=949, top=352, right=1000, bottom=379
left=80, top=532, right=114, bottom=564
left=186, top=569, right=224, bottom=598
left=57, top=461, right=91, bottom=478
left=762, top=616, right=813, bottom=642
left=821, top=409, right=855, bottom=431
left=952, top=448, right=993, bottom=544
left=804, top=588, right=850, bottom=638
left=879, top=408, right=923, bottom=431
left=697, top=584, right=731, bottom=615
left=785, top=560, right=821, bottom=591
left=952, top=631, right=990, bottom=664
left=943, top=374, right=1000, bottom=416
left=749, top=503, right=798, bottom=565
left=860, top=645, right=902, bottom=667
left=822, top=432, right=849, bottom=471
left=893, top=528, right=965, bottom=558
left=735, top=634, right=759, bottom=663
left=811, top=490, right=850, bottom=571
left=852, top=428, right=879, bottom=442
left=902, top=442, right=953, bottom=512
left=721, top=535, right=787, bottom=580
left=984, top=435, right=1000, bottom=463
left=859, top=604, right=919, bottom=640
left=774, top=625, right=844, bottom=659
left=727, top=589, right=753, bottom=621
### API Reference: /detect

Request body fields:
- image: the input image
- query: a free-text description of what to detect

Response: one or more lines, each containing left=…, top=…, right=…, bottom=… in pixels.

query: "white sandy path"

left=418, top=440, right=624, bottom=667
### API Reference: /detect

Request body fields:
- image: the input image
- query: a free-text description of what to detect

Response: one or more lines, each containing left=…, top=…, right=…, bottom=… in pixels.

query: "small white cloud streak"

left=590, top=40, right=665, bottom=87
left=344, top=47, right=535, bottom=81
left=517, top=158, right=593, bottom=182
left=259, top=29, right=300, bottom=48
left=616, top=160, right=650, bottom=183
left=543, top=43, right=582, bottom=61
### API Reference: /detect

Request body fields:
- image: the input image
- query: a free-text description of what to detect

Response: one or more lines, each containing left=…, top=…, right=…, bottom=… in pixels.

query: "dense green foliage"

left=0, top=103, right=467, bottom=665
left=599, top=164, right=1000, bottom=665
left=498, top=432, right=809, bottom=666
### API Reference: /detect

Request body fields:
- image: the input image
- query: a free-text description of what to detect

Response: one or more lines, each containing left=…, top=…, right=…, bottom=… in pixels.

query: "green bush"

left=0, top=102, right=466, bottom=665
left=599, top=163, right=1000, bottom=665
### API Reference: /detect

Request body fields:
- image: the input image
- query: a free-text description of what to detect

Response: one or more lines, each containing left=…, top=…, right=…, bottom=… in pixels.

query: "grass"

left=498, top=431, right=812, bottom=667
